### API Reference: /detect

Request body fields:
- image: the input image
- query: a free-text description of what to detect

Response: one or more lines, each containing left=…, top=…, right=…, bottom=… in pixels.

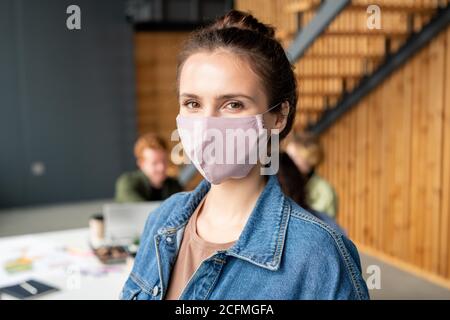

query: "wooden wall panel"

left=441, top=27, right=450, bottom=279
left=134, top=32, right=188, bottom=145
left=134, top=32, right=189, bottom=177
left=318, top=27, right=450, bottom=287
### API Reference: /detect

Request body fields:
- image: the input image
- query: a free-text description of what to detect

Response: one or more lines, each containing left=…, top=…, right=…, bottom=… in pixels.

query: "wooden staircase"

left=236, top=0, right=450, bottom=131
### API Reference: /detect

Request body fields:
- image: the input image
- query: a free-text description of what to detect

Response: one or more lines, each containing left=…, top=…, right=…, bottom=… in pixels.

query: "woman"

left=120, top=10, right=369, bottom=300
left=286, top=132, right=338, bottom=218
left=277, top=152, right=345, bottom=235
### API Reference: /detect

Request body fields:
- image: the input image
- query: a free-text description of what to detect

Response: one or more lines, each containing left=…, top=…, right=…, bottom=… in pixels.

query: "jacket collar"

left=158, top=174, right=290, bottom=271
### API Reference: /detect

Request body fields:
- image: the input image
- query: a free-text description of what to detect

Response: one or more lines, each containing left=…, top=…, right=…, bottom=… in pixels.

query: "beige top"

left=164, top=196, right=237, bottom=300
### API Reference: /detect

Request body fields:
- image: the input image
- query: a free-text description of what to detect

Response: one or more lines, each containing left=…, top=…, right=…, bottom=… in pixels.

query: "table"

left=0, top=228, right=130, bottom=300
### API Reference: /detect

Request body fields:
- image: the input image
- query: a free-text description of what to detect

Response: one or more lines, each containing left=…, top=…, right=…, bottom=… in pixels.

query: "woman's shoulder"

left=138, top=191, right=192, bottom=239
left=286, top=197, right=342, bottom=238
left=149, top=190, right=191, bottom=219
left=286, top=197, right=356, bottom=258
left=161, top=189, right=191, bottom=204
left=284, top=197, right=369, bottom=299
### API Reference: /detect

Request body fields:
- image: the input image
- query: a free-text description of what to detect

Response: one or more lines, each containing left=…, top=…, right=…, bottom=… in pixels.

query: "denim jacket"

left=120, top=175, right=370, bottom=300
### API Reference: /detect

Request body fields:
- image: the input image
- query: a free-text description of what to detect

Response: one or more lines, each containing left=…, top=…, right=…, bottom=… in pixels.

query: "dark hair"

left=177, top=10, right=298, bottom=140
left=277, top=152, right=309, bottom=209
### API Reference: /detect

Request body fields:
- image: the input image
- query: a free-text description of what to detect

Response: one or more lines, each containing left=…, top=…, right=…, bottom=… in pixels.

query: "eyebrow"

left=179, top=93, right=256, bottom=103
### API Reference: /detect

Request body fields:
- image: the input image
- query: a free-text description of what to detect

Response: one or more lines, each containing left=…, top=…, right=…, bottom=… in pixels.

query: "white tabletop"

left=0, top=228, right=130, bottom=300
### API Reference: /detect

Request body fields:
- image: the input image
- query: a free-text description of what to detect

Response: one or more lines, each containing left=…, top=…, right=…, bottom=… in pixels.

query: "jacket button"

left=152, top=285, right=160, bottom=297
left=166, top=236, right=173, bottom=243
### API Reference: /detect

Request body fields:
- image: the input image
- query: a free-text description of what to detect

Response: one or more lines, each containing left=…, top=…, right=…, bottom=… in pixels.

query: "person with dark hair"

left=277, top=152, right=344, bottom=234
left=286, top=132, right=338, bottom=218
left=121, top=10, right=368, bottom=300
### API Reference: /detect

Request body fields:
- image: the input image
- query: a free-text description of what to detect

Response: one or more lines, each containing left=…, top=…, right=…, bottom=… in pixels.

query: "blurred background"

left=0, top=0, right=450, bottom=300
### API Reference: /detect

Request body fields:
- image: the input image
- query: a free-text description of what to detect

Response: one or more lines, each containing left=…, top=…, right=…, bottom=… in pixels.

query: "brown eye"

left=225, top=102, right=244, bottom=111
left=184, top=101, right=200, bottom=109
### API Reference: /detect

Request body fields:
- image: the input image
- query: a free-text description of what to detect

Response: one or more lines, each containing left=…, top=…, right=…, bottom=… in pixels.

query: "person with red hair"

left=115, top=132, right=182, bottom=202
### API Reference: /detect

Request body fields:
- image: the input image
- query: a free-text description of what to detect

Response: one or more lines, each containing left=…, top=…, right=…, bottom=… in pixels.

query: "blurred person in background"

left=286, top=132, right=338, bottom=219
left=277, top=152, right=344, bottom=234
left=115, top=132, right=183, bottom=202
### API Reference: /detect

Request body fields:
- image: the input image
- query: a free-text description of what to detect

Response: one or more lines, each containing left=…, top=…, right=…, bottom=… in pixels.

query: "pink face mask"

left=176, top=103, right=281, bottom=184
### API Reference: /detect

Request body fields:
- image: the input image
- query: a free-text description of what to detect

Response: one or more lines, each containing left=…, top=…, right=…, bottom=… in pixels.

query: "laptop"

left=102, top=202, right=162, bottom=246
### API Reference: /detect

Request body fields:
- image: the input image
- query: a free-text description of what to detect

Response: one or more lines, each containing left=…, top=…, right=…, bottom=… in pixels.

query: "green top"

left=115, top=170, right=183, bottom=203
left=305, top=173, right=338, bottom=219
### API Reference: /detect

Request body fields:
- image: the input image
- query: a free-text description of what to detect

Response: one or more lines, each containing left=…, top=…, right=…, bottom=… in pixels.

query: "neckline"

left=188, top=195, right=237, bottom=250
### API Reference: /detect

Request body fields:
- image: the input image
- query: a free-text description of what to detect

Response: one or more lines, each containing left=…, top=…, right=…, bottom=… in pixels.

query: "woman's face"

left=178, top=50, right=285, bottom=130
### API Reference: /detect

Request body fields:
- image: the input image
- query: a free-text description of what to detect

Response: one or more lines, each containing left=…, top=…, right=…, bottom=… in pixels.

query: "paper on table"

left=0, top=236, right=124, bottom=288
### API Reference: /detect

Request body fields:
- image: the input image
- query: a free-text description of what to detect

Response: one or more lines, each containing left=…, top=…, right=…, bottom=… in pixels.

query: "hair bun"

left=211, top=10, right=275, bottom=39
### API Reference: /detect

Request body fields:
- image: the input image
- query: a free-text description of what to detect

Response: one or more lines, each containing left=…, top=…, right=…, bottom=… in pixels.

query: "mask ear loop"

left=260, top=101, right=289, bottom=168
left=261, top=101, right=283, bottom=115
left=262, top=101, right=291, bottom=118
